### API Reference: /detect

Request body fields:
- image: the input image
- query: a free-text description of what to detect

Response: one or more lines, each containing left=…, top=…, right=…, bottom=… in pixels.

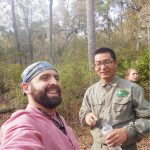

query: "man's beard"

left=30, top=84, right=62, bottom=109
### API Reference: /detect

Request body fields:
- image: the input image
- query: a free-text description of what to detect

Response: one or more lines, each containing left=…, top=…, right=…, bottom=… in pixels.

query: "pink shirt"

left=0, top=104, right=79, bottom=150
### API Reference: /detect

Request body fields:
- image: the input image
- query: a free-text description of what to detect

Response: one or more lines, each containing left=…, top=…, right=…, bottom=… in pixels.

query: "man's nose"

left=50, top=77, right=58, bottom=85
left=101, top=63, right=106, bottom=69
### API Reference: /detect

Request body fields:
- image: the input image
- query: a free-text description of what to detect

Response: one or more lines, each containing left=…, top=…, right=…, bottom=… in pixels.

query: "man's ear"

left=113, top=60, right=117, bottom=69
left=22, top=83, right=30, bottom=94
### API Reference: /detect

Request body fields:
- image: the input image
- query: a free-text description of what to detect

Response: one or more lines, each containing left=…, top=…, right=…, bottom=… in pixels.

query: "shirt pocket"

left=91, top=101, right=104, bottom=116
left=114, top=97, right=132, bottom=112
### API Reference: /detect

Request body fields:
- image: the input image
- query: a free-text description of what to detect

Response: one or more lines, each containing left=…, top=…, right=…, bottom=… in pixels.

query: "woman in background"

left=125, top=68, right=139, bottom=82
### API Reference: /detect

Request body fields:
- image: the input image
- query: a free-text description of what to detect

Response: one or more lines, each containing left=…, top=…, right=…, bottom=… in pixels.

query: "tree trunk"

left=148, top=16, right=150, bottom=48
left=24, top=1, right=33, bottom=62
left=27, top=27, right=33, bottom=62
left=48, top=0, right=54, bottom=63
left=86, top=0, right=96, bottom=68
left=11, top=0, right=22, bottom=64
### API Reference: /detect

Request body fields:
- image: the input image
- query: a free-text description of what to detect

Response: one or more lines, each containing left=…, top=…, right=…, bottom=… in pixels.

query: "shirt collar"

left=26, top=104, right=57, bottom=118
left=99, top=75, right=119, bottom=87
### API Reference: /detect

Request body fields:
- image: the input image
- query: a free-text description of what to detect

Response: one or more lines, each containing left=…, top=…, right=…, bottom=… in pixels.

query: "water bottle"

left=101, top=122, right=122, bottom=150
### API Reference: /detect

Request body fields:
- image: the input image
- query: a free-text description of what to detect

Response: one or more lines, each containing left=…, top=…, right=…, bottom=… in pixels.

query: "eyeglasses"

left=95, top=60, right=114, bottom=67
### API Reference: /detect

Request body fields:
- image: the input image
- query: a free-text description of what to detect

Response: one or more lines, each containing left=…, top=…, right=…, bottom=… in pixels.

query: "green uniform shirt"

left=79, top=76, right=150, bottom=150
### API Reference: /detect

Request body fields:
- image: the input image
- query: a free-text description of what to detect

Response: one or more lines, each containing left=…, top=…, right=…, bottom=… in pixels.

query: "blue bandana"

left=21, top=61, right=57, bottom=83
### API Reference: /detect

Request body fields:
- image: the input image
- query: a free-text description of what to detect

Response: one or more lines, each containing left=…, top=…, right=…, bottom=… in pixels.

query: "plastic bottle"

left=101, top=122, right=122, bottom=150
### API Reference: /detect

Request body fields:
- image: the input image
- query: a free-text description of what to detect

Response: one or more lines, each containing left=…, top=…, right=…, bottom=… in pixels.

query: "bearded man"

left=0, top=61, right=79, bottom=150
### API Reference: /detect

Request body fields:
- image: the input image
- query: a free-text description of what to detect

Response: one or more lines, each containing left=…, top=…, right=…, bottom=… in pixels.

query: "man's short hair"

left=94, top=47, right=116, bottom=61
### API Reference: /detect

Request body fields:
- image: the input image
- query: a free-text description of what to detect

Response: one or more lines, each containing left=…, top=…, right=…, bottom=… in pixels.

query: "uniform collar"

left=99, top=76, right=119, bottom=87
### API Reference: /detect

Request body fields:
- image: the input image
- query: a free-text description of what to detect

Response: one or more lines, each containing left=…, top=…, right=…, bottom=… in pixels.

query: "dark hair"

left=94, top=47, right=116, bottom=61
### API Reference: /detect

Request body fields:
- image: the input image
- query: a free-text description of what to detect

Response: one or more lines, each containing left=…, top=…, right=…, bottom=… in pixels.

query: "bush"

left=117, top=48, right=149, bottom=99
left=57, top=43, right=96, bottom=114
left=117, top=49, right=149, bottom=82
left=0, top=62, right=27, bottom=110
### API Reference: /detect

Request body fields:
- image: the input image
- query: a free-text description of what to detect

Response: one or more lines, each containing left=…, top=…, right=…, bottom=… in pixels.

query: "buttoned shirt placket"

left=101, top=82, right=117, bottom=124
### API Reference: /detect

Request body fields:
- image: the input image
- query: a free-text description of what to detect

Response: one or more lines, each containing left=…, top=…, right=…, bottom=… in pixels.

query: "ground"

left=74, top=126, right=150, bottom=150
left=68, top=104, right=150, bottom=150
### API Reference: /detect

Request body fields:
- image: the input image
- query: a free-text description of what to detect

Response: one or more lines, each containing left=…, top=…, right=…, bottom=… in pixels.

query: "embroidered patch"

left=117, top=89, right=129, bottom=97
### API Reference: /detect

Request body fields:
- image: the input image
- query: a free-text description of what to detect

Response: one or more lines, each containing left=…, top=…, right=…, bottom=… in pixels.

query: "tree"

left=11, top=0, right=22, bottom=64
left=86, top=0, right=96, bottom=68
left=20, top=0, right=34, bottom=62
left=148, top=16, right=150, bottom=48
left=48, top=0, right=54, bottom=63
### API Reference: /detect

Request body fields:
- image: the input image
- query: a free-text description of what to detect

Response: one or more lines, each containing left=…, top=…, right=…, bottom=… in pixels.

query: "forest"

left=0, top=0, right=149, bottom=149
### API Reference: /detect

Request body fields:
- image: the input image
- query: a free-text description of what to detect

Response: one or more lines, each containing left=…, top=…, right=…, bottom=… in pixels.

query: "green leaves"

left=117, top=48, right=149, bottom=84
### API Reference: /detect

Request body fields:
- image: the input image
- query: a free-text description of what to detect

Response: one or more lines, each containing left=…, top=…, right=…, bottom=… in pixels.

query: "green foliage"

left=0, top=39, right=149, bottom=112
left=0, top=62, right=6, bottom=94
left=117, top=48, right=149, bottom=87
left=133, top=49, right=149, bottom=98
left=0, top=62, right=26, bottom=110
left=134, top=49, right=149, bottom=82
left=57, top=38, right=150, bottom=111
left=3, top=85, right=27, bottom=110
left=3, top=63, right=23, bottom=91
left=57, top=39, right=96, bottom=112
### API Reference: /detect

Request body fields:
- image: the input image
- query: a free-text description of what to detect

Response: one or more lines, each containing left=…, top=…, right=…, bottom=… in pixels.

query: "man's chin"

left=101, top=75, right=109, bottom=79
left=47, top=100, right=62, bottom=109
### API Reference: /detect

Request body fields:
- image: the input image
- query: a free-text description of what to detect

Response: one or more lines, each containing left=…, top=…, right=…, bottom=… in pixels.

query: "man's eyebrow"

left=40, top=73, right=50, bottom=76
left=39, top=73, right=51, bottom=78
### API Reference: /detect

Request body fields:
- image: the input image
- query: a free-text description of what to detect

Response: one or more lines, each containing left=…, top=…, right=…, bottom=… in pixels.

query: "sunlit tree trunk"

left=11, top=0, right=22, bottom=64
left=86, top=0, right=96, bottom=69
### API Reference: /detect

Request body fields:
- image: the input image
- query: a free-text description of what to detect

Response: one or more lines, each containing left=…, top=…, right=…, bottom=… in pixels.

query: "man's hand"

left=105, top=128, right=128, bottom=147
left=85, top=113, right=97, bottom=126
